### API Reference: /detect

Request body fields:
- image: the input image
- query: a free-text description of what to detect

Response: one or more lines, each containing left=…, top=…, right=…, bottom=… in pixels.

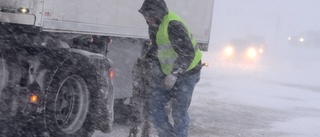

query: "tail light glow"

left=30, top=94, right=38, bottom=104
left=109, top=69, right=114, bottom=79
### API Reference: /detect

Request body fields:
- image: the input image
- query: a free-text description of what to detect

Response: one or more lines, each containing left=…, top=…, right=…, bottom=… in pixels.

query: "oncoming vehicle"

left=287, top=31, right=320, bottom=47
left=222, top=36, right=267, bottom=63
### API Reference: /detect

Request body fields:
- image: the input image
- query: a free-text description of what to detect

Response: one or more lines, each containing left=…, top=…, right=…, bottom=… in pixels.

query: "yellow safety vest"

left=156, top=11, right=202, bottom=75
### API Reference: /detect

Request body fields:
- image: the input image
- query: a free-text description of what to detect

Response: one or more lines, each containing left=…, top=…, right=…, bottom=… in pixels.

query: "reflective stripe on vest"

left=156, top=11, right=202, bottom=75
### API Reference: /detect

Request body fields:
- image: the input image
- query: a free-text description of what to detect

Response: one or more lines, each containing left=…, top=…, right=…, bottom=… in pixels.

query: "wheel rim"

left=54, top=75, right=89, bottom=134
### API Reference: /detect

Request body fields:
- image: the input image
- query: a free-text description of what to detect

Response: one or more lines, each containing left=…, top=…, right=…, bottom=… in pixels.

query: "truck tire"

left=45, top=56, right=98, bottom=137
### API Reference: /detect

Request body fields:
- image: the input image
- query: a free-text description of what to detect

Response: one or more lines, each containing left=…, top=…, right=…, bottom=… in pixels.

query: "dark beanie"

left=139, top=0, right=168, bottom=20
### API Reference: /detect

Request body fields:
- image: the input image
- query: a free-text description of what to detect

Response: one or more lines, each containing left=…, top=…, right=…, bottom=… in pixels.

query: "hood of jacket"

left=139, top=0, right=168, bottom=23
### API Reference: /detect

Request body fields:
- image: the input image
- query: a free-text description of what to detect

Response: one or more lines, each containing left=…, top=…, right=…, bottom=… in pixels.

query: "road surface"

left=94, top=48, right=320, bottom=137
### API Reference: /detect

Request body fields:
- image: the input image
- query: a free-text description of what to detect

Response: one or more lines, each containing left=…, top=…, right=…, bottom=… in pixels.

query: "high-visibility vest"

left=156, top=11, right=202, bottom=75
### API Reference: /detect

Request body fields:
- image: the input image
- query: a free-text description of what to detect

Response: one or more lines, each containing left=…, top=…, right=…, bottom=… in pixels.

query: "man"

left=138, top=0, right=202, bottom=136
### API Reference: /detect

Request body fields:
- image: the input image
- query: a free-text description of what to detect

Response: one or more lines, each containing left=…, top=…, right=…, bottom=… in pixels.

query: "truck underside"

left=0, top=23, right=114, bottom=136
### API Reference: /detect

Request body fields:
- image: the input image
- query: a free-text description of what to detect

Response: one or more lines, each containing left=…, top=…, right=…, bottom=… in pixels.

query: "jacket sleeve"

left=168, top=20, right=195, bottom=75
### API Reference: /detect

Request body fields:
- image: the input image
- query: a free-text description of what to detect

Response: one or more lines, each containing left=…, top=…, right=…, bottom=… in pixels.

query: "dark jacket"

left=139, top=0, right=201, bottom=77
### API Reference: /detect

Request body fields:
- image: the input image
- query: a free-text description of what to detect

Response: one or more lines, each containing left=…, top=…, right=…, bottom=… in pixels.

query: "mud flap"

left=128, top=57, right=153, bottom=137
left=0, top=49, right=21, bottom=120
left=92, top=96, right=113, bottom=133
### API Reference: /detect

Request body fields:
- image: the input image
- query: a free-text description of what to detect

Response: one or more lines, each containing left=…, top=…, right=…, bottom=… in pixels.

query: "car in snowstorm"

left=222, top=36, right=267, bottom=63
left=287, top=31, right=320, bottom=47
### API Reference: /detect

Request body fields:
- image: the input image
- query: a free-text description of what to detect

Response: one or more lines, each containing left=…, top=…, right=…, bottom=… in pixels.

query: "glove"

left=162, top=73, right=177, bottom=90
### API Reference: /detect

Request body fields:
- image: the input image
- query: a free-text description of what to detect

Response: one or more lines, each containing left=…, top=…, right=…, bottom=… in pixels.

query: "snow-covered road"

left=94, top=45, right=320, bottom=137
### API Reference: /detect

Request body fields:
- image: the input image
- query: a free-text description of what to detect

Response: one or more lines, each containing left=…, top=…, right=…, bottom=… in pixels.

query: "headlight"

left=224, top=46, right=234, bottom=57
left=246, top=48, right=257, bottom=59
left=259, top=48, right=263, bottom=53
left=299, top=37, right=304, bottom=42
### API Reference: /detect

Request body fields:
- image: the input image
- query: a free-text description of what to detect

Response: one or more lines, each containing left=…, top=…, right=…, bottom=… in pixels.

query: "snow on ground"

left=190, top=44, right=320, bottom=137
left=94, top=44, right=320, bottom=137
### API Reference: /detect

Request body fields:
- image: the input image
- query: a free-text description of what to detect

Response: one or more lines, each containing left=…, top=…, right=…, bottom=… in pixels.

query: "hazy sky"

left=210, top=0, right=320, bottom=44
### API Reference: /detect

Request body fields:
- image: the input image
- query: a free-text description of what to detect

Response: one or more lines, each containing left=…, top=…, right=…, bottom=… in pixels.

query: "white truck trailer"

left=0, top=0, right=214, bottom=136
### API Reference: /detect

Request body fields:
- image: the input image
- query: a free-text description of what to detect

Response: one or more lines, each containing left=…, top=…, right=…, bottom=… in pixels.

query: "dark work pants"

left=149, top=68, right=200, bottom=137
